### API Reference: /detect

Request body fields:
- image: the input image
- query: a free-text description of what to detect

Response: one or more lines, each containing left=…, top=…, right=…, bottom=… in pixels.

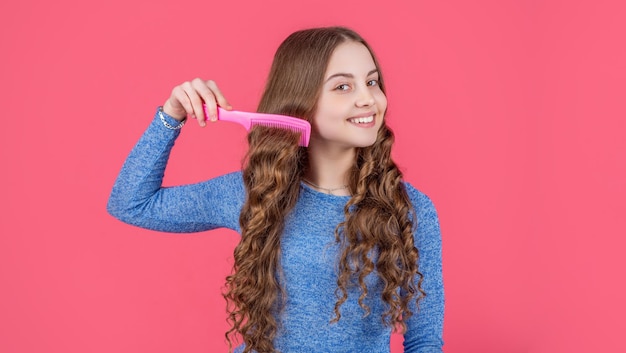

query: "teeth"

left=349, top=115, right=374, bottom=124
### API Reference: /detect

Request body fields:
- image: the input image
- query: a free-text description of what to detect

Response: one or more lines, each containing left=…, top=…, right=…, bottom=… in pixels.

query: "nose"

left=355, top=86, right=375, bottom=107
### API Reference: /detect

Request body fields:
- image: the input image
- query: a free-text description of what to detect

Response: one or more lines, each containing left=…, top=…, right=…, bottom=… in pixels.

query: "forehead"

left=325, top=41, right=376, bottom=77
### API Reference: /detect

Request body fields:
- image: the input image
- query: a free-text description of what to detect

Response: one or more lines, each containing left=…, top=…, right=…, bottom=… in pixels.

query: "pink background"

left=1, top=0, right=624, bottom=352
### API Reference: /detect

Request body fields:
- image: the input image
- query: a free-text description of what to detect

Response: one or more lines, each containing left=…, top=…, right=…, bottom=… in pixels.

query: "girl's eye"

left=335, top=84, right=350, bottom=91
left=367, top=79, right=379, bottom=87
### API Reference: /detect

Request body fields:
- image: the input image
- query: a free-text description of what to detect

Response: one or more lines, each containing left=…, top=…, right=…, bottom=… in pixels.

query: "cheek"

left=316, top=97, right=350, bottom=122
left=311, top=107, right=340, bottom=134
left=376, top=92, right=388, bottom=111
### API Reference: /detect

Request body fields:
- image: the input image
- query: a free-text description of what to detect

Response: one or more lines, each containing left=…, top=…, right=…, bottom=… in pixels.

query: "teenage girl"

left=108, top=26, right=444, bottom=353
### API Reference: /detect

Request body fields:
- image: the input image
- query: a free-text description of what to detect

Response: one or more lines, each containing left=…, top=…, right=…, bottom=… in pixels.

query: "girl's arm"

left=403, top=185, right=445, bottom=353
left=107, top=79, right=243, bottom=233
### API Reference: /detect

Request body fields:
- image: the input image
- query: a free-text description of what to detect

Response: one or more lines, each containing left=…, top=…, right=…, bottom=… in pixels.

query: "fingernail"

left=211, top=116, right=217, bottom=122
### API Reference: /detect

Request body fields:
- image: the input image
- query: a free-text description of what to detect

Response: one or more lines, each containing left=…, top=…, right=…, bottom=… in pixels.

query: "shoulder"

left=202, top=170, right=246, bottom=201
left=191, top=170, right=246, bottom=203
left=213, top=170, right=244, bottom=187
left=402, top=181, right=438, bottom=221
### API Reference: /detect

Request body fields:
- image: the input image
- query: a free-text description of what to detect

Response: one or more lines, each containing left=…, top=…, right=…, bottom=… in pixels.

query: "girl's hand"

left=162, top=78, right=232, bottom=127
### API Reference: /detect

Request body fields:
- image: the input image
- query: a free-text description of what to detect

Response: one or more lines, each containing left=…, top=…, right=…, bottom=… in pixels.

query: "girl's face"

left=311, top=41, right=387, bottom=150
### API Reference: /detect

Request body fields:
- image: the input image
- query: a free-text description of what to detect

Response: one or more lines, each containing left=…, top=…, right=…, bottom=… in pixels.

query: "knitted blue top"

left=107, top=111, right=444, bottom=353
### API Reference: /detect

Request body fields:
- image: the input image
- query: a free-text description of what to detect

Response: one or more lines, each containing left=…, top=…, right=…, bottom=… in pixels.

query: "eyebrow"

left=325, top=69, right=379, bottom=83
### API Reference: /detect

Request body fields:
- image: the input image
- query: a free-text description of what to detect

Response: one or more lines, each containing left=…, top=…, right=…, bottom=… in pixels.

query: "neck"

left=304, top=143, right=355, bottom=196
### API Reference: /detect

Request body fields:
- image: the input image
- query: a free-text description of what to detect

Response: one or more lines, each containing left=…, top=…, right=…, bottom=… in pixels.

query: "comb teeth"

left=249, top=119, right=310, bottom=147
left=211, top=106, right=311, bottom=147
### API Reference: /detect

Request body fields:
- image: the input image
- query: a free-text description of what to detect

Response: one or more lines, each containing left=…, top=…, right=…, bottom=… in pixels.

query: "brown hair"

left=223, top=26, right=425, bottom=353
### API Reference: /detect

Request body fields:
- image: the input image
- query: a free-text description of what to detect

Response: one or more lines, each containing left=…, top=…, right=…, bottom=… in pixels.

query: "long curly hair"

left=223, top=27, right=425, bottom=353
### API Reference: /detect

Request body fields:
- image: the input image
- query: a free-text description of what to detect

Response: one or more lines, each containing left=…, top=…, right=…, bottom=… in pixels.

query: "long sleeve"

left=106, top=110, right=244, bottom=233
left=403, top=184, right=445, bottom=353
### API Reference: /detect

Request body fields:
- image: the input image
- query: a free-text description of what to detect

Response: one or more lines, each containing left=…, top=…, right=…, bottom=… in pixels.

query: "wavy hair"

left=223, top=27, right=425, bottom=353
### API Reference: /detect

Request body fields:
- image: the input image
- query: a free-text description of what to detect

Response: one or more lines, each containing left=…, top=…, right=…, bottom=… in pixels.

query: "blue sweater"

left=107, top=111, right=444, bottom=352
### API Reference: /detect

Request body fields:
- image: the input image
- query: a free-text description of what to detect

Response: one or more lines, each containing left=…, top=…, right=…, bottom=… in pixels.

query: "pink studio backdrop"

left=1, top=0, right=624, bottom=352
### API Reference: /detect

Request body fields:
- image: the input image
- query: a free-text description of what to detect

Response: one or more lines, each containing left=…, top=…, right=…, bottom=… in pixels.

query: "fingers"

left=163, top=78, right=232, bottom=128
left=192, top=79, right=216, bottom=125
left=186, top=79, right=211, bottom=126
left=207, top=80, right=233, bottom=112
left=197, top=80, right=233, bottom=125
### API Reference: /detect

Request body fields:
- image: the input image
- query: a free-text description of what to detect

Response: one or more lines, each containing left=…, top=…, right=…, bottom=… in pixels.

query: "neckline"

left=300, top=181, right=352, bottom=200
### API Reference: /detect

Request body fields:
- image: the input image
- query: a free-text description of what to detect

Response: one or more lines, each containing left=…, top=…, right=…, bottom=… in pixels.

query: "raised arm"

left=107, top=79, right=244, bottom=233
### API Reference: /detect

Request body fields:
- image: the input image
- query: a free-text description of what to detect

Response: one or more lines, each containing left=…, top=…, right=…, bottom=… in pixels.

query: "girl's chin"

left=351, top=137, right=379, bottom=148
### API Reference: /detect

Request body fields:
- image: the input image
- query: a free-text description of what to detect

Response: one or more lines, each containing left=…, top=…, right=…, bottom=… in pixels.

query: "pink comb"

left=203, top=105, right=311, bottom=147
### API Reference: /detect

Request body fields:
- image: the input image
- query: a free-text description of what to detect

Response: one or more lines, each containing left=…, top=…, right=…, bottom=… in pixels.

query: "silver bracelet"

left=158, top=106, right=186, bottom=130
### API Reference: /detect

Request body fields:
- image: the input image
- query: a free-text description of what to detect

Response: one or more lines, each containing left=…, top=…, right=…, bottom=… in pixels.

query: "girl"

left=108, top=26, right=444, bottom=353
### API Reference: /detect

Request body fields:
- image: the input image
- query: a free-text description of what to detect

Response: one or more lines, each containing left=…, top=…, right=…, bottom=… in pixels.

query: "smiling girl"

left=108, top=26, right=444, bottom=353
